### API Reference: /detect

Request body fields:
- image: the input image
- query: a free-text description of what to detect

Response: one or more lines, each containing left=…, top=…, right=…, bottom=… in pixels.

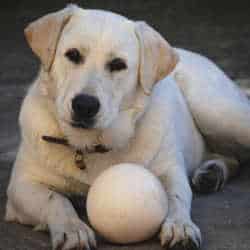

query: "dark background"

left=1, top=1, right=250, bottom=249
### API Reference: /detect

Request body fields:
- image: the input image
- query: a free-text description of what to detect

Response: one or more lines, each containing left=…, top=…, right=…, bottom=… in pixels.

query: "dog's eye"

left=65, top=48, right=83, bottom=64
left=107, top=58, right=127, bottom=72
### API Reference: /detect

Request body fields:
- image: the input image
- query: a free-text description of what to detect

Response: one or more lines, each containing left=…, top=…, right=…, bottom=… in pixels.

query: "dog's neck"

left=41, top=135, right=110, bottom=153
left=42, top=135, right=111, bottom=170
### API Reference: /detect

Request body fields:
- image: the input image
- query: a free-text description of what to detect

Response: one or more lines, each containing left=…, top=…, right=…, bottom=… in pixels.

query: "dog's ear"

left=135, top=21, right=179, bottom=95
left=24, top=5, right=77, bottom=71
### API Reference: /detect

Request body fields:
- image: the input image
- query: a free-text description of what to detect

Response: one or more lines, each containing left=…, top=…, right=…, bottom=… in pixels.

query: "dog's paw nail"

left=50, top=219, right=96, bottom=250
left=159, top=219, right=201, bottom=250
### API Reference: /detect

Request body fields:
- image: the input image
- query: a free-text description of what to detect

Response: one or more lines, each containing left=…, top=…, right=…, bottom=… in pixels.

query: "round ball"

left=86, top=163, right=168, bottom=244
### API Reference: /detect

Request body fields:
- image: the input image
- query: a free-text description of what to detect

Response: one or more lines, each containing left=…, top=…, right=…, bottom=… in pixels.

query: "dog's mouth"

left=70, top=118, right=96, bottom=129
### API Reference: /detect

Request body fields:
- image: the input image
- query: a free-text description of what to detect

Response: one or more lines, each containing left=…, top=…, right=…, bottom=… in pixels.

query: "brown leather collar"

left=42, top=135, right=110, bottom=170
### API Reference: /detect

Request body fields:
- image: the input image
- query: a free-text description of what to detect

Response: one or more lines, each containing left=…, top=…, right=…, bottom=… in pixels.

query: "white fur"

left=6, top=5, right=250, bottom=250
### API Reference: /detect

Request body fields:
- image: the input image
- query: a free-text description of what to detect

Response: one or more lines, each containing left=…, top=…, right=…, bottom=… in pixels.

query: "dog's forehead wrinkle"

left=62, top=9, right=135, bottom=54
left=85, top=9, right=130, bottom=23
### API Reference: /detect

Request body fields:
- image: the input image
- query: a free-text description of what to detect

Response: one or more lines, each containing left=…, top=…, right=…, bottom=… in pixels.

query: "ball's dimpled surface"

left=86, top=163, right=168, bottom=244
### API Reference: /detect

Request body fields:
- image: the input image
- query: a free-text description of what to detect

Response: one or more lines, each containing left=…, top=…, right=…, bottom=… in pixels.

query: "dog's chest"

left=80, top=152, right=122, bottom=184
left=75, top=142, right=157, bottom=185
left=58, top=132, right=162, bottom=195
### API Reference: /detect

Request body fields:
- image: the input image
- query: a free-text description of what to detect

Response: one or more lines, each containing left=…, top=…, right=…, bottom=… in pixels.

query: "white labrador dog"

left=5, top=4, right=250, bottom=250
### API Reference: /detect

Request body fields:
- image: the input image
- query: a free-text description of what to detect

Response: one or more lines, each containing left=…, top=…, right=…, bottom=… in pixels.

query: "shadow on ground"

left=1, top=1, right=250, bottom=249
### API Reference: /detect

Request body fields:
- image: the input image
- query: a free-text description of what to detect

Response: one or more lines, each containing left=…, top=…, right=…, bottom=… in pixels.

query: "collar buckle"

left=74, top=150, right=86, bottom=170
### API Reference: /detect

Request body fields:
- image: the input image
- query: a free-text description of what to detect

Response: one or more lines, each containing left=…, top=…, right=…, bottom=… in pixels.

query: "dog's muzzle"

left=71, top=94, right=100, bottom=129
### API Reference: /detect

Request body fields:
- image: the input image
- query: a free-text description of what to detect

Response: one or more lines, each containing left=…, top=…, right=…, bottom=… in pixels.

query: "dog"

left=5, top=4, right=250, bottom=250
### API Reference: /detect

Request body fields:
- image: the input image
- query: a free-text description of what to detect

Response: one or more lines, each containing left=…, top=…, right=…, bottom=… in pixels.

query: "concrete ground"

left=1, top=1, right=250, bottom=249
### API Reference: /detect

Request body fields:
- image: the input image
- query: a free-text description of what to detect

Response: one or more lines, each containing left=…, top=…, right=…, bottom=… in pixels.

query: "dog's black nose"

left=72, top=94, right=100, bottom=122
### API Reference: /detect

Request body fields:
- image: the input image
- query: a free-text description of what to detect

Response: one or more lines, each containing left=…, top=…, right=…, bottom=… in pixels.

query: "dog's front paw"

left=49, top=218, right=97, bottom=250
left=159, top=218, right=201, bottom=250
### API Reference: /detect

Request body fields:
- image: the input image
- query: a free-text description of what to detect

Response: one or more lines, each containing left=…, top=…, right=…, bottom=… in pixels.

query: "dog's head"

left=25, top=5, right=178, bottom=149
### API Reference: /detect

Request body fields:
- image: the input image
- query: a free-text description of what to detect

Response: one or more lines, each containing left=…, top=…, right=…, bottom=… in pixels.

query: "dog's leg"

left=151, top=148, right=201, bottom=250
left=6, top=180, right=96, bottom=250
left=192, top=154, right=239, bottom=194
left=158, top=166, right=201, bottom=250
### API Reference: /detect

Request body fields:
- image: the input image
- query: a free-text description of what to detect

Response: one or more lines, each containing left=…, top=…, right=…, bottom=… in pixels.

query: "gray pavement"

left=1, top=1, right=250, bottom=249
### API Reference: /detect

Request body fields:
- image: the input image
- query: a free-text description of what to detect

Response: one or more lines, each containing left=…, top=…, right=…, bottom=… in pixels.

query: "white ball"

left=86, top=163, right=168, bottom=244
